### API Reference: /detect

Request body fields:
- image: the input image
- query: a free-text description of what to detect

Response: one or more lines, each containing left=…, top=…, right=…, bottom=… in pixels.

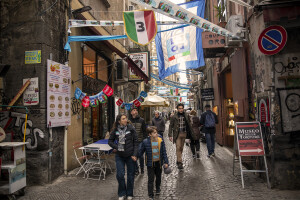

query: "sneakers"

left=149, top=197, right=154, bottom=200
left=156, top=189, right=161, bottom=195
left=211, top=152, right=215, bottom=157
left=118, top=196, right=125, bottom=200
left=192, top=154, right=196, bottom=159
left=135, top=170, right=139, bottom=176
left=207, top=155, right=211, bottom=158
left=177, top=162, right=184, bottom=169
left=127, top=197, right=133, bottom=200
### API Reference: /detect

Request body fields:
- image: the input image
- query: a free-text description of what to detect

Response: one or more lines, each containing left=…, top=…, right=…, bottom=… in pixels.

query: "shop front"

left=82, top=45, right=111, bottom=144
left=215, top=48, right=249, bottom=147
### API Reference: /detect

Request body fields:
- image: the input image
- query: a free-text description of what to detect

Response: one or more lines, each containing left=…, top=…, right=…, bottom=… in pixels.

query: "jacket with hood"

left=128, top=115, right=147, bottom=143
left=168, top=112, right=193, bottom=143
left=151, top=116, right=165, bottom=133
left=108, top=124, right=138, bottom=158
left=139, top=136, right=169, bottom=167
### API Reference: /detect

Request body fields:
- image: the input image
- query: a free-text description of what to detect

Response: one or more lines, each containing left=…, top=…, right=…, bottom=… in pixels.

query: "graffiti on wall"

left=0, top=111, right=45, bottom=150
left=277, top=88, right=300, bottom=133
left=274, top=57, right=300, bottom=76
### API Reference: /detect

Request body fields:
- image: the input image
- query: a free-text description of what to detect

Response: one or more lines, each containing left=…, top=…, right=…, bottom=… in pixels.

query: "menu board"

left=47, top=59, right=71, bottom=127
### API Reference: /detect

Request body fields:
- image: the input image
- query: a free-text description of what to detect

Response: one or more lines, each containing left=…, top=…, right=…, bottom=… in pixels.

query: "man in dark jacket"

left=168, top=103, right=193, bottom=169
left=151, top=111, right=165, bottom=137
left=200, top=105, right=218, bottom=158
left=129, top=107, right=147, bottom=175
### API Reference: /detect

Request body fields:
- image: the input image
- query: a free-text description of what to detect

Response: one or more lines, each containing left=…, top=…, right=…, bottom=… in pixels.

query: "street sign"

left=236, top=122, right=264, bottom=156
left=201, top=88, right=214, bottom=101
left=258, top=25, right=287, bottom=55
left=233, top=121, right=270, bottom=189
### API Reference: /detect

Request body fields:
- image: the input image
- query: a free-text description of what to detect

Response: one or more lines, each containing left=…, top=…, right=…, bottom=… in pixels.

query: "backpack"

left=205, top=112, right=215, bottom=128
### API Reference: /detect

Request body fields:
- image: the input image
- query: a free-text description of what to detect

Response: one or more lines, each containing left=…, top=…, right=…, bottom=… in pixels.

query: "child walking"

left=139, top=126, right=169, bottom=200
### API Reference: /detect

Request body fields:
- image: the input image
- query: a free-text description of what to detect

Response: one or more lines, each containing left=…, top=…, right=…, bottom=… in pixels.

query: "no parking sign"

left=258, top=25, right=287, bottom=55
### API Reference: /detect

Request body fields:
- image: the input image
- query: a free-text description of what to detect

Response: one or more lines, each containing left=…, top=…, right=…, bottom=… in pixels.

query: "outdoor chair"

left=85, top=147, right=106, bottom=180
left=73, top=142, right=90, bottom=178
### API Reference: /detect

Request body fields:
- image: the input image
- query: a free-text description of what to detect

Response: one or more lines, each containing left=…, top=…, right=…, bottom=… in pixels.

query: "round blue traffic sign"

left=258, top=25, right=287, bottom=55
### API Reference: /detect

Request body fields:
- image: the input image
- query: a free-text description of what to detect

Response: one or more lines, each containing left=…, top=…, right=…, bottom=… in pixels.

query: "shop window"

left=83, top=46, right=96, bottom=78
left=97, top=56, right=108, bottom=82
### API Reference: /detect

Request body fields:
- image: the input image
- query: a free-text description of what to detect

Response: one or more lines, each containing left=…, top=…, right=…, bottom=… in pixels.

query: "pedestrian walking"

left=108, top=114, right=138, bottom=200
left=199, top=105, right=218, bottom=158
left=168, top=103, right=193, bottom=169
left=189, top=110, right=201, bottom=159
left=151, top=111, right=166, bottom=137
left=139, top=126, right=169, bottom=200
left=128, top=107, right=147, bottom=175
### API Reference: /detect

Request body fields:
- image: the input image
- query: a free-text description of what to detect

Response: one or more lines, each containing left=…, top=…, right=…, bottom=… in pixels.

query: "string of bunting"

left=116, top=91, right=148, bottom=110
left=74, top=85, right=114, bottom=107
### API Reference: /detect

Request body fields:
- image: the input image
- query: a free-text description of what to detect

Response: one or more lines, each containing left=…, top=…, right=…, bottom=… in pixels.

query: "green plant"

left=214, top=5, right=225, bottom=20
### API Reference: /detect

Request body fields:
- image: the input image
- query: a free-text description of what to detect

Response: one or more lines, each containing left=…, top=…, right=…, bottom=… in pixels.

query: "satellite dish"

left=0, top=127, right=6, bottom=142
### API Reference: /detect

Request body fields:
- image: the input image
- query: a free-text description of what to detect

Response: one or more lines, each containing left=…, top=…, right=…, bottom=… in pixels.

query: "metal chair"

left=73, top=142, right=90, bottom=177
left=85, top=147, right=106, bottom=180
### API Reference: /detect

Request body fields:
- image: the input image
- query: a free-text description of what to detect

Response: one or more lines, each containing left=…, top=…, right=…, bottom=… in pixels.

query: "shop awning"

left=140, top=94, right=170, bottom=107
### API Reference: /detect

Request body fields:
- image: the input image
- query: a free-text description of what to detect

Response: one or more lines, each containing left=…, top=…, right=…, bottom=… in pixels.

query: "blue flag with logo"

left=155, top=0, right=205, bottom=80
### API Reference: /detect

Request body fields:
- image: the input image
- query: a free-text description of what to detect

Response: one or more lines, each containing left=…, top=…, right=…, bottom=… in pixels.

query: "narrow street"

left=18, top=122, right=300, bottom=200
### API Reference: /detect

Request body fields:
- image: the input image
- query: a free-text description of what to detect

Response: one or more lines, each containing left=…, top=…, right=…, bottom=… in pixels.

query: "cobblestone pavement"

left=16, top=122, right=300, bottom=200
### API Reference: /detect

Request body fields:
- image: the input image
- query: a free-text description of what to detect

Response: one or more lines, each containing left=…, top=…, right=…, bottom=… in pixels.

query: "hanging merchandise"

left=116, top=91, right=148, bottom=110
left=123, top=10, right=157, bottom=46
left=82, top=96, right=90, bottom=108
left=74, top=85, right=113, bottom=107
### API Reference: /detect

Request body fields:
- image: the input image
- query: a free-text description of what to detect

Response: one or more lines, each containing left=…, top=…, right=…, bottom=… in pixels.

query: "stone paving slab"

left=13, top=122, right=300, bottom=200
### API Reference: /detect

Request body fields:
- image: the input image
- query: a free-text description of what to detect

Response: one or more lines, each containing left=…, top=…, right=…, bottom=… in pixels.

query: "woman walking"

left=189, top=110, right=201, bottom=158
left=108, top=114, right=138, bottom=200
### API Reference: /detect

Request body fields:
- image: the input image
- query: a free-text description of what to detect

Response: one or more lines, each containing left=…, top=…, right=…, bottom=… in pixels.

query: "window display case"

left=225, top=99, right=235, bottom=146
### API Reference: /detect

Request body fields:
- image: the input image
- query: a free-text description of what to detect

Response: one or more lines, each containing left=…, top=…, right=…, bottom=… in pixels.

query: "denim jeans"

left=135, top=142, right=144, bottom=171
left=205, top=133, right=215, bottom=155
left=115, top=154, right=135, bottom=197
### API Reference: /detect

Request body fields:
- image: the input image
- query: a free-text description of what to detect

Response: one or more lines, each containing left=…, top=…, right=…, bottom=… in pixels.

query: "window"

left=83, top=45, right=96, bottom=78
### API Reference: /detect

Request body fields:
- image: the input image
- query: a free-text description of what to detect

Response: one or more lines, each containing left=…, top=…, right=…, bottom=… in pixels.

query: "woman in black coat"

left=108, top=114, right=138, bottom=200
left=189, top=110, right=201, bottom=158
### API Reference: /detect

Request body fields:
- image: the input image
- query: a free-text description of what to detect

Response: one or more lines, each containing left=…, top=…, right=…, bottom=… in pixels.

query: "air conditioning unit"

left=226, top=15, right=245, bottom=38
left=115, top=59, right=128, bottom=83
left=225, top=15, right=245, bottom=48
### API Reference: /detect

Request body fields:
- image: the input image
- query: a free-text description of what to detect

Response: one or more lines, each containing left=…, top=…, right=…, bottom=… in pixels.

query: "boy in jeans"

left=139, top=127, right=169, bottom=199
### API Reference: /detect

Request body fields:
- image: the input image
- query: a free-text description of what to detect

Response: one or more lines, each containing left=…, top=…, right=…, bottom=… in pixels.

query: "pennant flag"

left=134, top=99, right=141, bottom=107
left=170, top=89, right=173, bottom=95
left=123, top=10, right=157, bottom=46
left=175, top=88, right=179, bottom=96
left=103, top=85, right=114, bottom=97
left=116, top=98, right=124, bottom=106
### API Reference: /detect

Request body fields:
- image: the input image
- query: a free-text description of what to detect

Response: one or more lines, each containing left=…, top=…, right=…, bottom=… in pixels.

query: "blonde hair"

left=190, top=110, right=197, bottom=116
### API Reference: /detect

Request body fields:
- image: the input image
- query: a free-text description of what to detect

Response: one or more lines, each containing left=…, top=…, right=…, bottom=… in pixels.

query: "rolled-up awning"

left=141, top=94, right=170, bottom=107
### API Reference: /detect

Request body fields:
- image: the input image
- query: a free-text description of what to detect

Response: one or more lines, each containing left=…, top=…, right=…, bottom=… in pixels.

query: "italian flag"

left=123, top=10, right=157, bottom=46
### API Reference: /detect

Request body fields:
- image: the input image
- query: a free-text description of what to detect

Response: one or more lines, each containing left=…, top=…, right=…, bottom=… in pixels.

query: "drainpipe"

left=64, top=126, right=68, bottom=175
left=48, top=127, right=53, bottom=183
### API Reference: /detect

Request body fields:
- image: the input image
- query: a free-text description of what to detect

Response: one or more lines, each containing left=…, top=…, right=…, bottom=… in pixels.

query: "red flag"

left=180, top=97, right=182, bottom=102
left=103, top=85, right=114, bottom=97
left=116, top=98, right=124, bottom=106
left=175, top=88, right=179, bottom=96
left=134, top=99, right=141, bottom=107
left=82, top=96, right=90, bottom=107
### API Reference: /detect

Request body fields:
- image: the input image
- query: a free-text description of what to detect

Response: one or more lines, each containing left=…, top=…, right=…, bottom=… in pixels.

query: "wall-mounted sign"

left=128, top=51, right=150, bottom=81
left=47, top=60, right=71, bottom=127
left=258, top=25, right=287, bottom=55
left=23, top=77, right=39, bottom=106
left=202, top=32, right=226, bottom=48
left=201, top=88, right=214, bottom=101
left=25, top=50, right=41, bottom=64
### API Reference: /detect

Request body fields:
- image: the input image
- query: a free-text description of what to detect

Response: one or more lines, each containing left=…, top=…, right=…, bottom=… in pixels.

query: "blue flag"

left=155, top=0, right=205, bottom=80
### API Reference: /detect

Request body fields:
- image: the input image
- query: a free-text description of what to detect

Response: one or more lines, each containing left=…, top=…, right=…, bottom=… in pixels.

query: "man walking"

left=169, top=103, right=193, bottom=169
left=151, top=111, right=166, bottom=137
left=129, top=107, right=147, bottom=175
left=200, top=105, right=218, bottom=158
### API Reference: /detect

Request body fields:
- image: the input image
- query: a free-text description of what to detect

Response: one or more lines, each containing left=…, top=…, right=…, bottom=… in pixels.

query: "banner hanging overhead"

left=130, top=0, right=237, bottom=38
left=123, top=10, right=157, bottom=46
left=155, top=0, right=205, bottom=79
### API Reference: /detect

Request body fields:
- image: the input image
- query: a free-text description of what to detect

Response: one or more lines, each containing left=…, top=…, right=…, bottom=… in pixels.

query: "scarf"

left=117, top=125, right=127, bottom=151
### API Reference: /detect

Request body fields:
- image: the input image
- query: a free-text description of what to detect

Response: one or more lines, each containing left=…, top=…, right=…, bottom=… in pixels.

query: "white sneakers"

left=118, top=196, right=133, bottom=200
left=127, top=197, right=133, bottom=200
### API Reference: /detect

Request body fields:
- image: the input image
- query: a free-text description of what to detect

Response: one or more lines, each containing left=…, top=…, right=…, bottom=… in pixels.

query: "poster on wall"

left=47, top=60, right=71, bottom=127
left=128, top=52, right=149, bottom=81
left=278, top=88, right=300, bottom=133
left=23, top=77, right=39, bottom=105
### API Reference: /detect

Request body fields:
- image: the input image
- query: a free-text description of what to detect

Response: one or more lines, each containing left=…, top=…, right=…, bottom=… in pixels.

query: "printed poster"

left=25, top=50, right=41, bottom=64
left=23, top=77, right=39, bottom=105
left=128, top=52, right=149, bottom=81
left=47, top=60, right=71, bottom=127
